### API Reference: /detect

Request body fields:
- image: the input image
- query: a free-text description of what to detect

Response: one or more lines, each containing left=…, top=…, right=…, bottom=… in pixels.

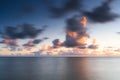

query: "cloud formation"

left=64, top=16, right=89, bottom=47
left=23, top=37, right=49, bottom=48
left=88, top=45, right=98, bottom=49
left=83, top=0, right=119, bottom=23
left=2, top=23, right=47, bottom=39
left=52, top=39, right=62, bottom=48
left=45, top=0, right=82, bottom=18
left=0, top=38, right=18, bottom=47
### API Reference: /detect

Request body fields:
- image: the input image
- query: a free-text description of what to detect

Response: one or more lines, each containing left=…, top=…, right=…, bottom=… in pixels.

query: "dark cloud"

left=83, top=0, right=119, bottom=23
left=2, top=23, right=47, bottom=39
left=43, top=37, right=49, bottom=40
left=64, top=16, right=89, bottom=47
left=88, top=44, right=98, bottom=49
left=45, top=0, right=82, bottom=18
left=52, top=39, right=62, bottom=48
left=23, top=37, right=49, bottom=47
left=23, top=40, right=35, bottom=47
left=66, top=16, right=86, bottom=32
left=34, top=39, right=42, bottom=44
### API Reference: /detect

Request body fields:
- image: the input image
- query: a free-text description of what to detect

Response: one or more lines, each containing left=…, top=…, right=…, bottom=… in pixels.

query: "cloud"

left=45, top=0, right=82, bottom=18
left=64, top=16, right=89, bottom=47
left=23, top=40, right=35, bottom=47
left=0, top=38, right=18, bottom=47
left=8, top=39, right=18, bottom=47
left=117, top=32, right=120, bottom=34
left=2, top=23, right=47, bottom=39
left=52, top=39, right=62, bottom=48
left=0, top=24, right=48, bottom=49
left=43, top=37, right=49, bottom=40
left=88, top=44, right=98, bottom=49
left=33, top=39, right=42, bottom=44
left=83, top=0, right=119, bottom=23
left=23, top=37, right=49, bottom=47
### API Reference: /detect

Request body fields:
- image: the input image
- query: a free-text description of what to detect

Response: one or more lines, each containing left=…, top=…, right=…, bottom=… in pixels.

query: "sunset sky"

left=0, top=0, right=120, bottom=49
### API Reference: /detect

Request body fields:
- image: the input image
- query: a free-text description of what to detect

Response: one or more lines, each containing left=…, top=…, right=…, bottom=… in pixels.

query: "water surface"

left=0, top=57, right=120, bottom=80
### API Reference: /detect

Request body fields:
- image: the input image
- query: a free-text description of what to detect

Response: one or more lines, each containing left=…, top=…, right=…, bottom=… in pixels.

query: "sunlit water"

left=0, top=57, right=120, bottom=80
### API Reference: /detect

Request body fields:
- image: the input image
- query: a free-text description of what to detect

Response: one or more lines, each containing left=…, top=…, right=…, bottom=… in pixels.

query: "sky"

left=0, top=0, right=120, bottom=49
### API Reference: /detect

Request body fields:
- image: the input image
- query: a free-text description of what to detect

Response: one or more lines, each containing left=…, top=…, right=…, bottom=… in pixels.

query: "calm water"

left=0, top=57, right=120, bottom=80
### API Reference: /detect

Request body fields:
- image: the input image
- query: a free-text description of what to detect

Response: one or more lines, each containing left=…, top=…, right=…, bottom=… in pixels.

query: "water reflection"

left=0, top=57, right=120, bottom=80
